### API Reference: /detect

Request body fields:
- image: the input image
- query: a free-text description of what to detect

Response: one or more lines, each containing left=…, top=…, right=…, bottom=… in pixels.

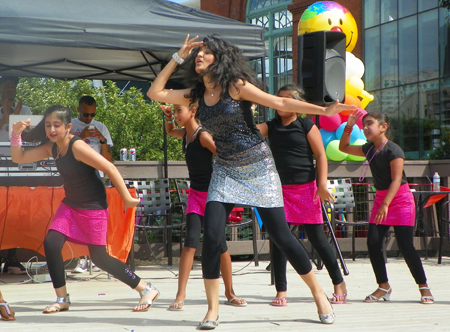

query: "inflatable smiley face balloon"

left=298, top=1, right=358, bottom=52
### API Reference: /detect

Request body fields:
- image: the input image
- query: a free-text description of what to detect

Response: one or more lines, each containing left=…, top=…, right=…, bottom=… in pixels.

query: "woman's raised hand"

left=324, top=100, right=357, bottom=117
left=160, top=104, right=173, bottom=118
left=346, top=109, right=364, bottom=127
left=12, top=118, right=30, bottom=135
left=177, top=34, right=204, bottom=61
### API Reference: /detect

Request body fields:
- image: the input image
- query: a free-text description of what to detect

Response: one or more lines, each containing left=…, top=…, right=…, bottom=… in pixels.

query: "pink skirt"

left=282, top=181, right=323, bottom=225
left=369, top=183, right=415, bottom=226
left=49, top=202, right=109, bottom=245
left=186, top=188, right=208, bottom=216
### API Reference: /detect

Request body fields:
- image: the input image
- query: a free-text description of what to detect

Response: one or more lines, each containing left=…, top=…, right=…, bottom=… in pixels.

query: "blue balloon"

left=336, top=122, right=359, bottom=144
left=359, top=128, right=366, bottom=140
left=319, top=128, right=336, bottom=149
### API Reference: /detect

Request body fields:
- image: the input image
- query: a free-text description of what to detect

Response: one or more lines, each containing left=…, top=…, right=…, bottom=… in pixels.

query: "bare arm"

left=230, top=81, right=356, bottom=117
left=147, top=35, right=203, bottom=105
left=71, top=140, right=139, bottom=209
left=308, top=126, right=333, bottom=203
left=160, top=105, right=186, bottom=139
left=10, top=119, right=53, bottom=163
left=199, top=130, right=216, bottom=155
left=256, top=122, right=268, bottom=138
left=339, top=109, right=365, bottom=157
left=373, top=158, right=404, bottom=224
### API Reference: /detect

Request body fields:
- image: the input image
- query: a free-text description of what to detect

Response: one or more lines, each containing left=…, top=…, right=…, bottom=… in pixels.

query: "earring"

left=191, top=114, right=194, bottom=117
left=66, top=131, right=69, bottom=137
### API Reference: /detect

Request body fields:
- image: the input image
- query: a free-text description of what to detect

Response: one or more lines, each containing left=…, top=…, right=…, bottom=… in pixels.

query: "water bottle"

left=432, top=172, right=440, bottom=192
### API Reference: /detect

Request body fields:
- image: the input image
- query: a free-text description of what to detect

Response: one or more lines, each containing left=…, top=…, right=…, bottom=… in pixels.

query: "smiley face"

left=298, top=1, right=358, bottom=52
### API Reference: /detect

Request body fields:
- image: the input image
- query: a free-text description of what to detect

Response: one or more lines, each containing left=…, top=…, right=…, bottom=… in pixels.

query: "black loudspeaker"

left=298, top=31, right=346, bottom=106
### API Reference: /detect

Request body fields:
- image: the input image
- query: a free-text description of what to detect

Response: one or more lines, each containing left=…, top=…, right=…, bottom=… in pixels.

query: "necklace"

left=359, top=139, right=389, bottom=181
left=55, top=140, right=70, bottom=160
left=184, top=126, right=201, bottom=153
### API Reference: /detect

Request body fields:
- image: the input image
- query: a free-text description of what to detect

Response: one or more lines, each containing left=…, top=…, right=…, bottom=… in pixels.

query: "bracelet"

left=10, top=131, right=22, bottom=147
left=100, top=140, right=107, bottom=144
left=343, top=125, right=353, bottom=135
left=172, top=52, right=185, bottom=65
left=163, top=115, right=175, bottom=123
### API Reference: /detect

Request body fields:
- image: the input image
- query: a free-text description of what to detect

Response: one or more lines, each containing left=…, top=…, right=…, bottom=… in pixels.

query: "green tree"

left=17, top=78, right=184, bottom=161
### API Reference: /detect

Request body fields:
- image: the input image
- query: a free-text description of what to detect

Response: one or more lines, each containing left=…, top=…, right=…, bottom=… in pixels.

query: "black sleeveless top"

left=183, top=128, right=213, bottom=192
left=53, top=136, right=107, bottom=210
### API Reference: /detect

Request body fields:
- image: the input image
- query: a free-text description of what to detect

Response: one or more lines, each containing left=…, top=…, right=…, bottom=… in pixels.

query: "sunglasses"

left=82, top=113, right=96, bottom=118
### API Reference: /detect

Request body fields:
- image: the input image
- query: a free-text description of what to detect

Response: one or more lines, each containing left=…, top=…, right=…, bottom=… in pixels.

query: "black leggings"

left=44, top=230, right=140, bottom=289
left=367, top=223, right=427, bottom=285
left=201, top=202, right=312, bottom=279
left=184, top=213, right=228, bottom=254
left=272, top=223, right=343, bottom=292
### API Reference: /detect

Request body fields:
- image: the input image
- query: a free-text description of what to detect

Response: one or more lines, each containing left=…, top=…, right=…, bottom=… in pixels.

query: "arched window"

left=247, top=0, right=293, bottom=120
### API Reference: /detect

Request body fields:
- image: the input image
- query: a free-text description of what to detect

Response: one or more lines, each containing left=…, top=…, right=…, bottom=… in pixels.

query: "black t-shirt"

left=362, top=140, right=407, bottom=191
left=183, top=129, right=213, bottom=192
left=53, top=136, right=107, bottom=210
left=266, top=117, right=316, bottom=185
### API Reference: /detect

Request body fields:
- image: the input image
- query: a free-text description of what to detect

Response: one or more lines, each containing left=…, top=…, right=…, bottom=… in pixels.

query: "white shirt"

left=0, top=103, right=32, bottom=156
left=71, top=118, right=113, bottom=154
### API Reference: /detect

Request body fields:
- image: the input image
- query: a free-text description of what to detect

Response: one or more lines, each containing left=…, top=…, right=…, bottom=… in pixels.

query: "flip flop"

left=271, top=297, right=287, bottom=307
left=168, top=301, right=184, bottom=311
left=224, top=298, right=247, bottom=307
left=0, top=302, right=15, bottom=321
left=330, top=293, right=347, bottom=304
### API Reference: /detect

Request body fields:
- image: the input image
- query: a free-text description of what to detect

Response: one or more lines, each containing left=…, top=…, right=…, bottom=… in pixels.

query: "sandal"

left=133, top=282, right=160, bottom=312
left=330, top=293, right=347, bottom=304
left=364, top=287, right=391, bottom=302
left=0, top=302, right=15, bottom=321
left=168, top=301, right=184, bottom=311
left=224, top=297, right=247, bottom=307
left=271, top=297, right=287, bottom=307
left=419, top=287, right=434, bottom=304
left=43, top=294, right=70, bottom=314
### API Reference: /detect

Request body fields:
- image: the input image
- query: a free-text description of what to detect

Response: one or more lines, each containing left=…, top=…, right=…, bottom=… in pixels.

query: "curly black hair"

left=183, top=34, right=260, bottom=105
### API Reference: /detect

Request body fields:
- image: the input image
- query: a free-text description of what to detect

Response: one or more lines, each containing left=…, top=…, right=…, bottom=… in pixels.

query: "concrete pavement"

left=1, top=257, right=449, bottom=331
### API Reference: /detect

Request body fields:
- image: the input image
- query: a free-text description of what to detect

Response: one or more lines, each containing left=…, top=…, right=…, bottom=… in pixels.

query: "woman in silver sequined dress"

left=148, top=34, right=356, bottom=329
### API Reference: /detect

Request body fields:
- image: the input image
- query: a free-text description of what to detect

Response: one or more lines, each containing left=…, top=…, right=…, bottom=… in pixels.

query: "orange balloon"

left=341, top=94, right=361, bottom=115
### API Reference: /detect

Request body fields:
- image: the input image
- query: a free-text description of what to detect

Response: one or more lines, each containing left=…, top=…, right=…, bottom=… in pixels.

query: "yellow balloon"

left=346, top=76, right=364, bottom=97
left=298, top=1, right=358, bottom=52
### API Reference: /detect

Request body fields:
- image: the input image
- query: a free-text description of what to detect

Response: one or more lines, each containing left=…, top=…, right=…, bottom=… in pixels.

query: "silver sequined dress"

left=198, top=92, right=283, bottom=208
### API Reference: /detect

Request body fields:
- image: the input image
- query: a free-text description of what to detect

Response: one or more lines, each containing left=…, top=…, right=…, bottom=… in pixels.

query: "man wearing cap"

left=0, top=76, right=31, bottom=274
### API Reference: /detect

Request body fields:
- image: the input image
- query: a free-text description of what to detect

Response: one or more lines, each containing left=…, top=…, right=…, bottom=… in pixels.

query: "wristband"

left=100, top=140, right=107, bottom=144
left=10, top=130, right=22, bottom=147
left=172, top=52, right=185, bottom=65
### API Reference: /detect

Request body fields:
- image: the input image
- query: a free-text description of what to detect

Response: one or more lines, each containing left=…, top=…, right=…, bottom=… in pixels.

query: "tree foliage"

left=440, top=0, right=450, bottom=9
left=17, top=78, right=185, bottom=161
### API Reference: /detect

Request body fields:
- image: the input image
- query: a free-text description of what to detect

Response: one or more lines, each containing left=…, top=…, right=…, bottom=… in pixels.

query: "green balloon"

left=345, top=139, right=367, bottom=161
left=326, top=140, right=348, bottom=161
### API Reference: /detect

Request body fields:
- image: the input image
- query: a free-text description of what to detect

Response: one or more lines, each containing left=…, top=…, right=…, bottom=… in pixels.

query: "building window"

left=363, top=0, right=444, bottom=159
left=247, top=0, right=293, bottom=121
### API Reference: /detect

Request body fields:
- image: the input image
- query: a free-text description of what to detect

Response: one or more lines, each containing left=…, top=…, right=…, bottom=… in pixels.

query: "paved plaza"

left=1, top=256, right=449, bottom=331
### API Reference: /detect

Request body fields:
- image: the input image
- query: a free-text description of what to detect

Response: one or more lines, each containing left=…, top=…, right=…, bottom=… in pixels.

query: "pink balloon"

left=319, top=113, right=342, bottom=131
left=340, top=113, right=349, bottom=123
left=356, top=108, right=368, bottom=129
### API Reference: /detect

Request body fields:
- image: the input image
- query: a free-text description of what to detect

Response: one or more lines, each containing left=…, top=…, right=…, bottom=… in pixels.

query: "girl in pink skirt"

left=257, top=85, right=347, bottom=306
left=339, top=110, right=433, bottom=304
left=161, top=104, right=246, bottom=310
left=10, top=105, right=160, bottom=313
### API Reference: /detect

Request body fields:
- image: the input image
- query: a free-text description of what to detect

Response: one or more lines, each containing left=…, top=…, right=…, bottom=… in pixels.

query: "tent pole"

left=163, top=115, right=168, bottom=179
